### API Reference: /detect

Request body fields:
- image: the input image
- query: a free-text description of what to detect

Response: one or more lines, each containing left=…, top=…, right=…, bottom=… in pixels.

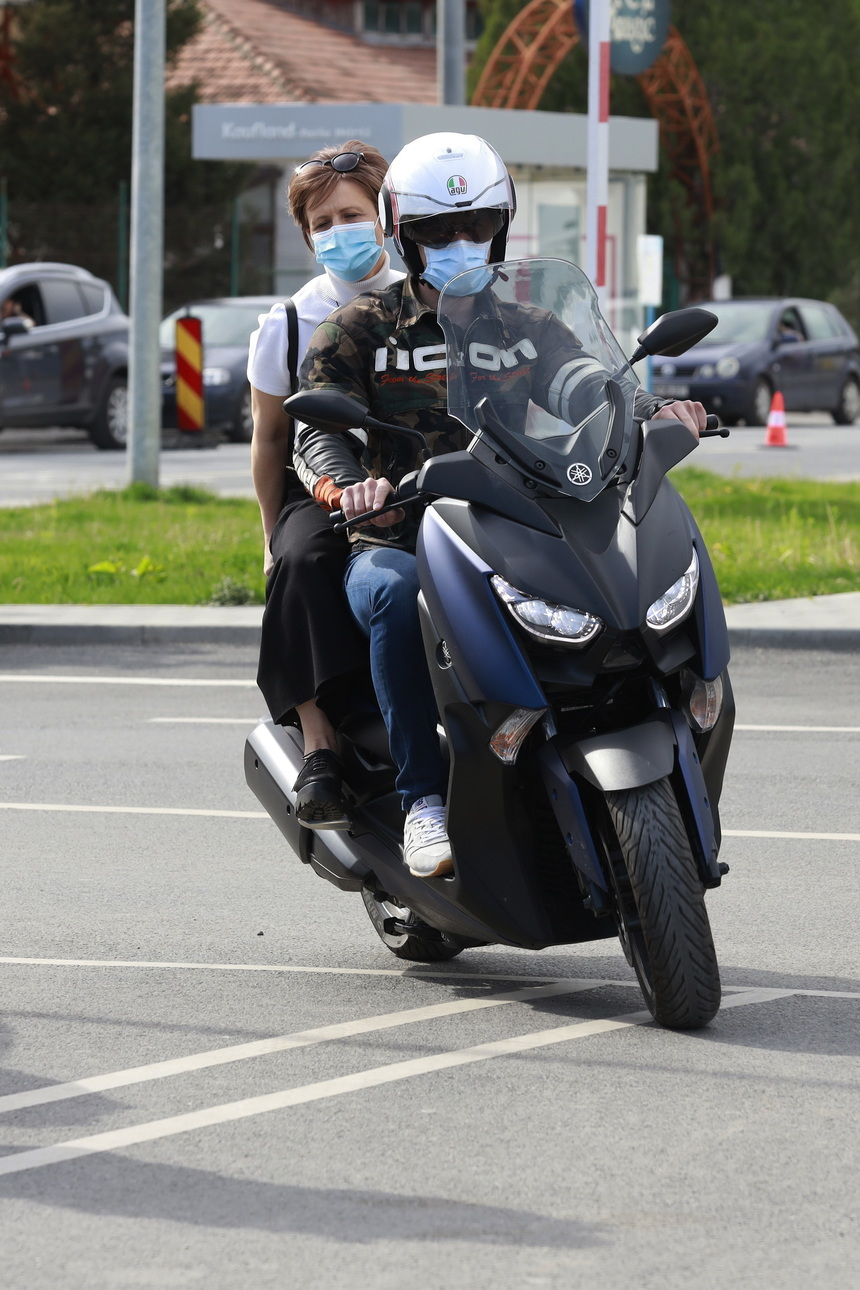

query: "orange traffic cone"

left=764, top=390, right=788, bottom=446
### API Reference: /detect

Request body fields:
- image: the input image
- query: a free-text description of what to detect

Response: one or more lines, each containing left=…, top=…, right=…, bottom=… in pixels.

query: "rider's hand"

left=654, top=399, right=707, bottom=440
left=340, top=477, right=405, bottom=528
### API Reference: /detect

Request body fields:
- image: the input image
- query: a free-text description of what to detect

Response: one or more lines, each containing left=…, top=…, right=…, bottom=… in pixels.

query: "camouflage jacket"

left=294, top=275, right=670, bottom=551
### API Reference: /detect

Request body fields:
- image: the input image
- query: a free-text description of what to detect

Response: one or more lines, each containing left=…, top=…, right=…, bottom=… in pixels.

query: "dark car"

left=651, top=297, right=860, bottom=426
left=160, top=296, right=281, bottom=443
left=0, top=262, right=130, bottom=449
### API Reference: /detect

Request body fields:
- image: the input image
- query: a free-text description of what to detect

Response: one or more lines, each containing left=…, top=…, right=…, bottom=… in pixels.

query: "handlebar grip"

left=700, top=414, right=730, bottom=439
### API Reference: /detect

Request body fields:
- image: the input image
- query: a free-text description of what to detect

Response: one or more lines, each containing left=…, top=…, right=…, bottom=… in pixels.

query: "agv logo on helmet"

left=447, top=175, right=468, bottom=196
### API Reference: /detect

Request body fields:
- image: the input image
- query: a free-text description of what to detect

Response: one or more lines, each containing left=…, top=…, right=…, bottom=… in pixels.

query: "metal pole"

left=436, top=0, right=465, bottom=105
left=0, top=177, right=7, bottom=270
left=128, top=0, right=165, bottom=486
left=117, top=179, right=129, bottom=312
left=585, top=0, right=610, bottom=301
left=230, top=195, right=240, bottom=296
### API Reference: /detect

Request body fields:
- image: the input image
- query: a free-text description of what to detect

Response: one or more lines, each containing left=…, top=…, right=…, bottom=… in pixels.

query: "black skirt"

left=256, top=492, right=371, bottom=726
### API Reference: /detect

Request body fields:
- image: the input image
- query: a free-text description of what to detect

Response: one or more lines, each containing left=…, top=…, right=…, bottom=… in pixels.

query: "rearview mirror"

left=631, top=307, right=718, bottom=364
left=283, top=389, right=369, bottom=433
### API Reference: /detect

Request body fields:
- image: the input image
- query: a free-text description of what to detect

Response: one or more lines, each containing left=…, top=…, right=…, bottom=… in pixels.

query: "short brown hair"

left=288, top=140, right=389, bottom=249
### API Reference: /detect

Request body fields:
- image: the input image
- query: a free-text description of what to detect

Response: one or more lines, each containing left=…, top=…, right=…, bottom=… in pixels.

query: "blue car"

left=651, top=297, right=860, bottom=426
left=160, top=296, right=281, bottom=442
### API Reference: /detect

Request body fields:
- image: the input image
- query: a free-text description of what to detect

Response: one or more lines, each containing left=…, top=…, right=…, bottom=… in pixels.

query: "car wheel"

left=831, top=376, right=860, bottom=425
left=743, top=377, right=773, bottom=427
left=225, top=386, right=253, bottom=443
left=89, top=375, right=129, bottom=450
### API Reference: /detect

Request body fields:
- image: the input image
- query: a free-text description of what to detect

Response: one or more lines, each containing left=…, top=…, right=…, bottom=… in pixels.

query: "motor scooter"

left=245, top=258, right=734, bottom=1030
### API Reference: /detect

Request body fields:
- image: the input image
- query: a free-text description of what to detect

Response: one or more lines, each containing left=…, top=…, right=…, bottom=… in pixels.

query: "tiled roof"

left=169, top=0, right=438, bottom=105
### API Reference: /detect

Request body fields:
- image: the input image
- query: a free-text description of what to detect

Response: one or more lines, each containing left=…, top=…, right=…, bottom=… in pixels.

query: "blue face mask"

left=311, top=220, right=383, bottom=282
left=421, top=240, right=493, bottom=296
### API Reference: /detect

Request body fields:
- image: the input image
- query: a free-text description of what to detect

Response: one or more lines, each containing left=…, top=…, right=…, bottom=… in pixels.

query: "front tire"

left=743, top=376, right=772, bottom=426
left=89, top=375, right=129, bottom=450
left=361, top=887, right=463, bottom=962
left=831, top=376, right=860, bottom=425
left=604, top=777, right=721, bottom=1029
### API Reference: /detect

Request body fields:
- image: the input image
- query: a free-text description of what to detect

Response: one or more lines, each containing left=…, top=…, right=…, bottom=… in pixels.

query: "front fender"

left=560, top=717, right=675, bottom=791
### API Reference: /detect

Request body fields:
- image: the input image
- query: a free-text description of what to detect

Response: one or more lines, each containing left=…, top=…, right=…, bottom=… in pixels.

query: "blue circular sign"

left=573, top=0, right=670, bottom=76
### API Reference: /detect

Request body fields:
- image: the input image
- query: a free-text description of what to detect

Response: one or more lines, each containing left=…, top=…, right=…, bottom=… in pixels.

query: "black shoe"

left=293, top=749, right=351, bottom=830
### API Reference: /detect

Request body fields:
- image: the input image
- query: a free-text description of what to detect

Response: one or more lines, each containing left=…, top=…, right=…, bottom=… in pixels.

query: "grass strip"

left=675, top=469, right=860, bottom=603
left=0, top=484, right=266, bottom=606
left=0, top=473, right=858, bottom=606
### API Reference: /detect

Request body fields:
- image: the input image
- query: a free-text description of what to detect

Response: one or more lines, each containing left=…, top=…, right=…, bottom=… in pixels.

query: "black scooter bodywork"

left=245, top=415, right=735, bottom=956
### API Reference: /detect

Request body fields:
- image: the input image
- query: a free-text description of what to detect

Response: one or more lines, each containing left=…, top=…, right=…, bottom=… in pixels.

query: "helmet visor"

left=403, top=209, right=506, bottom=248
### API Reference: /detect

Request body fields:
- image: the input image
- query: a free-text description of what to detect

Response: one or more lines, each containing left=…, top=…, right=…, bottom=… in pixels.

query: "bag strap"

left=285, top=298, right=299, bottom=395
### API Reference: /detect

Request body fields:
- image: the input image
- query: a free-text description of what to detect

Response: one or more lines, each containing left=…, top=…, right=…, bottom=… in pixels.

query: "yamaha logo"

left=447, top=175, right=468, bottom=196
left=567, top=463, right=593, bottom=486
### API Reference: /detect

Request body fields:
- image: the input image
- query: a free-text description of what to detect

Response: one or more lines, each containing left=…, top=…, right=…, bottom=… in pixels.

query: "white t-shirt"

left=247, top=254, right=404, bottom=397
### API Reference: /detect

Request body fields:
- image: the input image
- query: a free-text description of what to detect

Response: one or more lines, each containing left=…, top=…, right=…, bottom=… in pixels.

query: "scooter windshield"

left=438, top=257, right=639, bottom=502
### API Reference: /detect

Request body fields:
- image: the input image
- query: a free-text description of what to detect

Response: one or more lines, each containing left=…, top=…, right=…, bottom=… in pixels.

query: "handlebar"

left=330, top=492, right=418, bottom=533
left=700, top=414, right=730, bottom=438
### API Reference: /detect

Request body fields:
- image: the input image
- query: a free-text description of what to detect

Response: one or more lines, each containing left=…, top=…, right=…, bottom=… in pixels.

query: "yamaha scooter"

left=245, top=259, right=734, bottom=1030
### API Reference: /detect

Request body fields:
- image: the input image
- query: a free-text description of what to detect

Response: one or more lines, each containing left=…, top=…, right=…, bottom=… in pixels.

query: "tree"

left=470, top=0, right=860, bottom=321
left=0, top=0, right=254, bottom=305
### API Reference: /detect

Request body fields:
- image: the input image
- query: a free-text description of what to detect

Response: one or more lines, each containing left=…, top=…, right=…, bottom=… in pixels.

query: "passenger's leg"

left=344, top=548, right=452, bottom=877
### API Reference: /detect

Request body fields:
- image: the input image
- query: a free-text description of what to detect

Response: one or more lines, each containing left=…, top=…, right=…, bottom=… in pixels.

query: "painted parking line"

left=0, top=675, right=256, bottom=687
left=1, top=957, right=858, bottom=1000
left=735, top=724, right=860, bottom=733
left=0, top=802, right=266, bottom=819
left=724, top=828, right=860, bottom=842
left=0, top=980, right=603, bottom=1116
left=0, top=989, right=793, bottom=1180
left=2, top=801, right=858, bottom=841
left=148, top=718, right=255, bottom=724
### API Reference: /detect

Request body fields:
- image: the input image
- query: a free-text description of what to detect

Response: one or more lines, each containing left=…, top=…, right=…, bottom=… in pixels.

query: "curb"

left=1, top=623, right=859, bottom=651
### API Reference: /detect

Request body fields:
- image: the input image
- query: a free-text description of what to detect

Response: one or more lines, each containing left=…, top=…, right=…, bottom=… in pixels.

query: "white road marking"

left=0, top=989, right=793, bottom=1179
left=0, top=803, right=266, bottom=818
left=735, top=724, right=860, bottom=733
left=725, top=828, right=860, bottom=842
left=0, top=755, right=25, bottom=761
left=3, top=802, right=858, bottom=840
left=148, top=718, right=254, bottom=724
left=1, top=957, right=858, bottom=1000
left=0, top=674, right=255, bottom=687
left=0, top=981, right=602, bottom=1116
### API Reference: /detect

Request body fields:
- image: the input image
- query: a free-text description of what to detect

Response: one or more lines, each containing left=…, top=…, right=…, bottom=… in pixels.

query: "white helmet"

left=379, top=132, right=517, bottom=277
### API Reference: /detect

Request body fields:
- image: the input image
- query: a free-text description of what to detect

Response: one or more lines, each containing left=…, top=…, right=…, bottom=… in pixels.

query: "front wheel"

left=604, top=778, right=721, bottom=1029
left=743, top=376, right=772, bottom=426
left=831, top=376, right=860, bottom=425
left=361, top=887, right=463, bottom=962
left=89, top=375, right=129, bottom=450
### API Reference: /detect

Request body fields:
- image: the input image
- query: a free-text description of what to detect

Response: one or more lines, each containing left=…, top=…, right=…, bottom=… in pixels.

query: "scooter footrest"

left=382, top=916, right=443, bottom=939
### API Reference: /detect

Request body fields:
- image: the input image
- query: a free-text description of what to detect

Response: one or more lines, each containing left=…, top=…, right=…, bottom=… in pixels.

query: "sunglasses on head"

left=295, top=151, right=365, bottom=175
left=404, top=209, right=505, bottom=249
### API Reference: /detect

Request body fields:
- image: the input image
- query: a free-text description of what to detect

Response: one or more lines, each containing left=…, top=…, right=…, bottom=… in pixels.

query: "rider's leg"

left=344, top=547, right=453, bottom=877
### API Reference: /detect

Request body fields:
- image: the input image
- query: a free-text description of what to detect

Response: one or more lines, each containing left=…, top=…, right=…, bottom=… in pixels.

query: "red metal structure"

left=472, top=0, right=719, bottom=297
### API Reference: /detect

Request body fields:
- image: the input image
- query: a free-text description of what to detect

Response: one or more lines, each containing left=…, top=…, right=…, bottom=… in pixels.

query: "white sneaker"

left=403, top=795, right=453, bottom=878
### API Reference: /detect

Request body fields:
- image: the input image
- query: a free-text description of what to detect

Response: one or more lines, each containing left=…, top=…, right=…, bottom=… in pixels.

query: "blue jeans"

left=344, top=547, right=448, bottom=811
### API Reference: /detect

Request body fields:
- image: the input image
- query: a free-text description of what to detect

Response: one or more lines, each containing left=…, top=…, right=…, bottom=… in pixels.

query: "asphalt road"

left=0, top=641, right=858, bottom=1289
left=1, top=414, right=859, bottom=508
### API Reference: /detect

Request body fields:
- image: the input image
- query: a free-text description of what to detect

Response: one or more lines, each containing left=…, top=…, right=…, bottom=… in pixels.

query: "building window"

left=361, top=1, right=481, bottom=42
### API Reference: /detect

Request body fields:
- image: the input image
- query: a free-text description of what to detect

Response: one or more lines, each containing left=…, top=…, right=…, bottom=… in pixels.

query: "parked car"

left=160, top=296, right=281, bottom=443
left=0, top=262, right=130, bottom=449
left=650, top=297, right=860, bottom=425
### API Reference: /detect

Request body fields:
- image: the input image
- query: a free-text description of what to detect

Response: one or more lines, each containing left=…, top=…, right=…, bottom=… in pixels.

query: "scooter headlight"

left=646, top=550, right=700, bottom=633
left=491, top=575, right=603, bottom=646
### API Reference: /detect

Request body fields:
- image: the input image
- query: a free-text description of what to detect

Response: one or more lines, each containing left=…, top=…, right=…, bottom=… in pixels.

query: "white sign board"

left=637, top=233, right=664, bottom=307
